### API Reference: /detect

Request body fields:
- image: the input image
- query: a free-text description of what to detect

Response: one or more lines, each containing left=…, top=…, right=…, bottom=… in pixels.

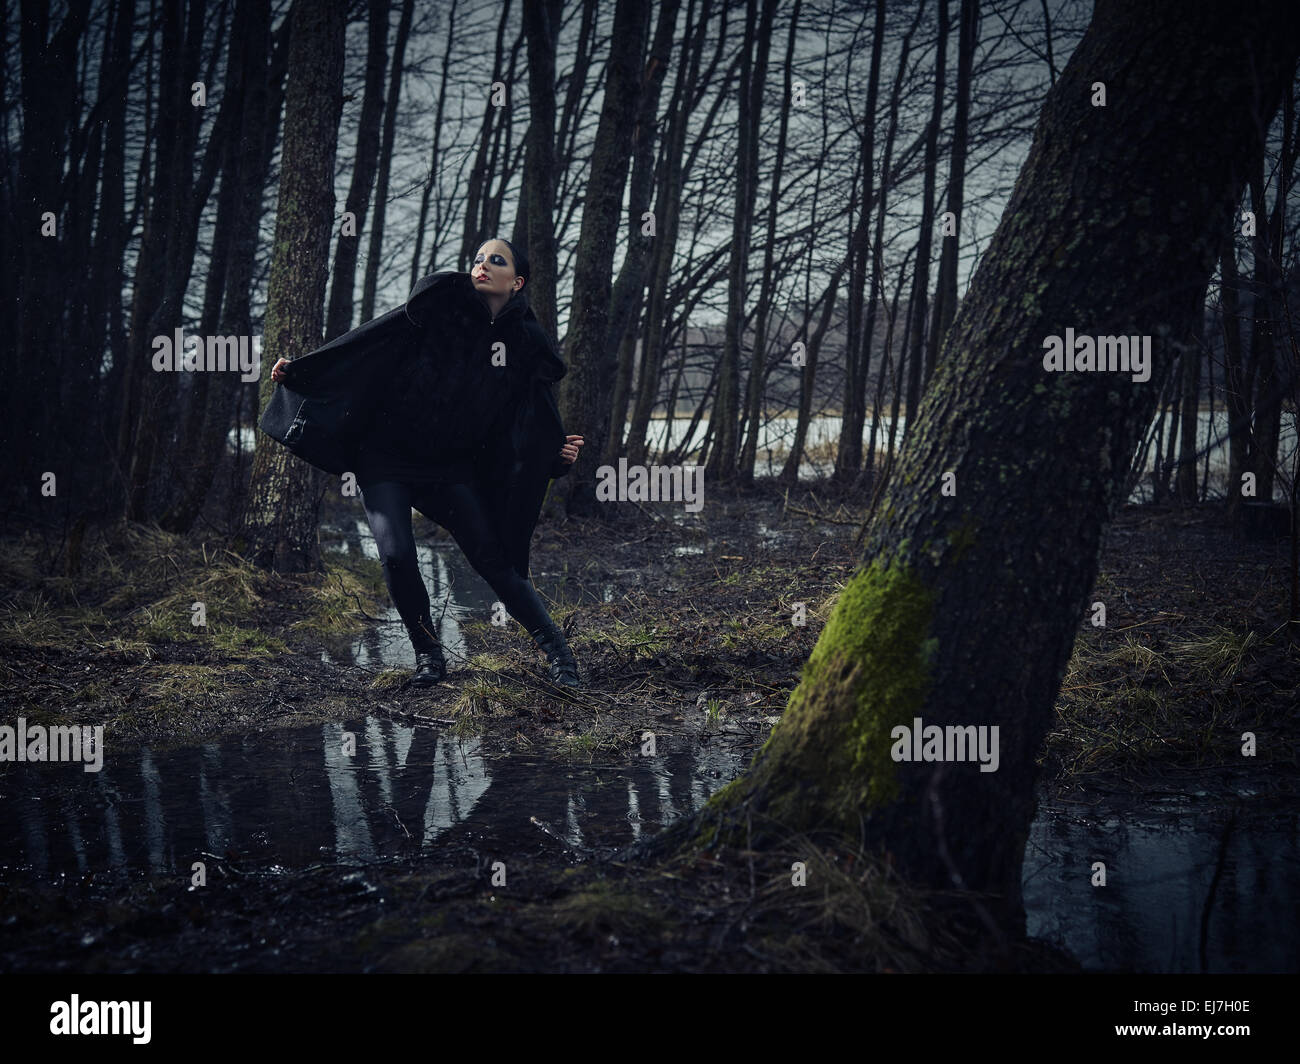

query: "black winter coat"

left=259, top=271, right=570, bottom=578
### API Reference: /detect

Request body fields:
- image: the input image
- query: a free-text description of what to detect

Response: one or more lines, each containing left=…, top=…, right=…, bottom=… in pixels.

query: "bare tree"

left=240, top=0, right=348, bottom=571
left=555, top=0, right=650, bottom=514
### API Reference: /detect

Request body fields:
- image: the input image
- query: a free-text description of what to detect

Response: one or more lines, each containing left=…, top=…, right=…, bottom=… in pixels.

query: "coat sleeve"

left=523, top=319, right=571, bottom=478
left=258, top=305, right=415, bottom=475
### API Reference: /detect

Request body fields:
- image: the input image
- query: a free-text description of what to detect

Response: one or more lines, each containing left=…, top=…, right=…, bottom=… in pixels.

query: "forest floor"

left=0, top=480, right=1295, bottom=972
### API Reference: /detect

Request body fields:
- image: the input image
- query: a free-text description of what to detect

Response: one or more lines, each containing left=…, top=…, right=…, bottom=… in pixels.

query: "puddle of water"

left=1, top=717, right=1293, bottom=971
left=1022, top=799, right=1300, bottom=973
left=0, top=718, right=747, bottom=878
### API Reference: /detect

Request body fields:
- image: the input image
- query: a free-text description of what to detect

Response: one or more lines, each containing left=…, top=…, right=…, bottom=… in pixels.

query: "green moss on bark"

left=703, top=553, right=936, bottom=836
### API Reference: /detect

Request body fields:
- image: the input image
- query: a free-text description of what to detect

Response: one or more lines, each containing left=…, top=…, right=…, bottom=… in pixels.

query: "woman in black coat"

left=270, top=238, right=584, bottom=688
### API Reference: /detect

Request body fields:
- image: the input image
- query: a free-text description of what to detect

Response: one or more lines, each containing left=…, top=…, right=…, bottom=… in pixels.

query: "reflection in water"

left=7, top=722, right=1292, bottom=972
left=318, top=516, right=591, bottom=671
left=318, top=517, right=479, bottom=670
left=1022, top=801, right=1299, bottom=973
left=0, top=718, right=747, bottom=876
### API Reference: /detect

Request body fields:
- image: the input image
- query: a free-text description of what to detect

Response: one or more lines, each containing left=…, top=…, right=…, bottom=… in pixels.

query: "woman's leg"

left=410, top=481, right=552, bottom=632
left=358, top=480, right=442, bottom=663
left=413, top=481, right=580, bottom=685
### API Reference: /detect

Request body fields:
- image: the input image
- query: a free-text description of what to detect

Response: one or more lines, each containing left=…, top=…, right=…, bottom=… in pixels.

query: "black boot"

left=528, top=620, right=581, bottom=688
left=406, top=615, right=446, bottom=687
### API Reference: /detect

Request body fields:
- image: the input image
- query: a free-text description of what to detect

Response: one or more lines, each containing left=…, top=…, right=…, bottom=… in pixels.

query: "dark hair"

left=486, top=236, right=529, bottom=284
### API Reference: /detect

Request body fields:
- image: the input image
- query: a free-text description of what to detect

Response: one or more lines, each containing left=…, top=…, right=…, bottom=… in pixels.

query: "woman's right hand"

left=271, top=358, right=291, bottom=383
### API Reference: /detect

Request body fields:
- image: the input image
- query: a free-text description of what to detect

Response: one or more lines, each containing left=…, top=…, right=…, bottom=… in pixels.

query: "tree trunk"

left=902, top=0, right=948, bottom=428
left=412, top=0, right=458, bottom=288
left=832, top=0, right=883, bottom=485
left=858, top=4, right=922, bottom=492
left=624, top=0, right=709, bottom=467
left=240, top=0, right=347, bottom=572
left=740, top=0, right=802, bottom=486
left=120, top=0, right=207, bottom=521
left=459, top=0, right=514, bottom=269
left=85, top=0, right=135, bottom=507
left=325, top=0, right=390, bottom=342
left=161, top=0, right=274, bottom=533
left=1252, top=86, right=1293, bottom=502
left=1220, top=214, right=1249, bottom=499
left=705, top=0, right=776, bottom=483
left=520, top=0, right=563, bottom=338
left=656, top=0, right=1299, bottom=935
left=603, top=0, right=679, bottom=465
left=361, top=0, right=414, bottom=321
left=1176, top=310, right=1203, bottom=503
left=779, top=279, right=841, bottom=483
left=12, top=0, right=91, bottom=507
left=556, top=0, right=649, bottom=515
left=926, top=0, right=977, bottom=381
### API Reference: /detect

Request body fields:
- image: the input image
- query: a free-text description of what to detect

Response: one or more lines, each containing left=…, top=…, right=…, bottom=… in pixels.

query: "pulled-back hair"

left=489, top=236, right=529, bottom=284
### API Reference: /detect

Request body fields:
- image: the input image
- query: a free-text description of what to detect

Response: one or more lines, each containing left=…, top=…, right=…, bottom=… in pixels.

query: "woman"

left=270, top=238, right=584, bottom=688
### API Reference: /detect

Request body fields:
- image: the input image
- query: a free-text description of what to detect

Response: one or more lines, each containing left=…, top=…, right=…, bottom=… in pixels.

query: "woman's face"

left=472, top=240, right=522, bottom=299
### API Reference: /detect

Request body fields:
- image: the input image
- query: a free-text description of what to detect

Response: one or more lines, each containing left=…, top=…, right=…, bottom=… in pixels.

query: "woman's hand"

left=559, top=434, right=584, bottom=465
left=270, top=358, right=292, bottom=383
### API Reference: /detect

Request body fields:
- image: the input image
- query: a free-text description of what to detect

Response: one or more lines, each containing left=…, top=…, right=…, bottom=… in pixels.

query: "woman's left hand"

left=559, top=435, right=584, bottom=464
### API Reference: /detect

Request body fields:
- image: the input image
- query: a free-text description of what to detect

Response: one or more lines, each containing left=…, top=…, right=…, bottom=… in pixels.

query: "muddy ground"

left=0, top=481, right=1295, bottom=971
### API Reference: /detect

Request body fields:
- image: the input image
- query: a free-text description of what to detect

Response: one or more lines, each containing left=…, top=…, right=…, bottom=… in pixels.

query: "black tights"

left=359, top=479, right=554, bottom=644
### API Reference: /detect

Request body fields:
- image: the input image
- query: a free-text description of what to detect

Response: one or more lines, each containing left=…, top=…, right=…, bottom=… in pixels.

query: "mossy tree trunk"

left=240, top=0, right=346, bottom=572
left=671, top=0, right=1300, bottom=932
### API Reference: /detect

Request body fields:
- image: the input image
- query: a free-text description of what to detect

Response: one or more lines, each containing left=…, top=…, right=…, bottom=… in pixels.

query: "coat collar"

left=404, top=270, right=566, bottom=384
left=405, top=270, right=525, bottom=326
left=472, top=283, right=526, bottom=325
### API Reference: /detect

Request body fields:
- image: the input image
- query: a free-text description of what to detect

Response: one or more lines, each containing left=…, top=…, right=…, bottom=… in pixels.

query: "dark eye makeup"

left=473, top=253, right=509, bottom=267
